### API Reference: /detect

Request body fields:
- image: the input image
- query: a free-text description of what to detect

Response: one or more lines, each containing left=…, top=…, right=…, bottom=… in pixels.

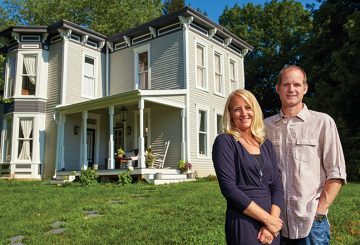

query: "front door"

left=87, top=128, right=95, bottom=168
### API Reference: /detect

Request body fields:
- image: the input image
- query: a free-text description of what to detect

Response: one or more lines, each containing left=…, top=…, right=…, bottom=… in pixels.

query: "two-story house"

left=0, top=7, right=252, bottom=180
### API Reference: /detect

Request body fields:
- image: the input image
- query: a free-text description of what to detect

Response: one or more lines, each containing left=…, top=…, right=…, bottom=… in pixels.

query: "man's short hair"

left=278, top=65, right=307, bottom=85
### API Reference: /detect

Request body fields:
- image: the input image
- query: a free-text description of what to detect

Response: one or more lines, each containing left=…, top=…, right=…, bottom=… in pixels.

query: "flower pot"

left=187, top=173, right=194, bottom=179
left=93, top=164, right=98, bottom=170
left=155, top=173, right=162, bottom=180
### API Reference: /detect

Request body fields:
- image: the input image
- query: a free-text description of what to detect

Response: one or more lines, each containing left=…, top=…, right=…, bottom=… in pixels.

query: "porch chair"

left=152, top=140, right=170, bottom=169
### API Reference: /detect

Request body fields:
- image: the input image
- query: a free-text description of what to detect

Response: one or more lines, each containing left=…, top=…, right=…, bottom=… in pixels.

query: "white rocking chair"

left=152, top=140, right=170, bottom=169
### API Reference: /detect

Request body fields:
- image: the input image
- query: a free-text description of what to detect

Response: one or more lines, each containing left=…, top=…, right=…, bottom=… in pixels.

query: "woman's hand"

left=258, top=227, right=275, bottom=244
left=264, top=215, right=282, bottom=236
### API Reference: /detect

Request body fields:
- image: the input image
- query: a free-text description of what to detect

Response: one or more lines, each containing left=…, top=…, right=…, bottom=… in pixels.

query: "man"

left=265, top=65, right=346, bottom=244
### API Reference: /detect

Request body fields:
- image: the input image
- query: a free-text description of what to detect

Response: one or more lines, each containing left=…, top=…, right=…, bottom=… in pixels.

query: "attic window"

left=190, top=23, right=208, bottom=36
left=212, top=35, right=224, bottom=45
left=132, top=33, right=152, bottom=45
left=70, top=34, right=80, bottom=42
left=51, top=35, right=61, bottom=44
left=115, top=42, right=127, bottom=51
left=85, top=40, right=97, bottom=49
left=158, top=22, right=181, bottom=36
left=21, top=35, right=41, bottom=42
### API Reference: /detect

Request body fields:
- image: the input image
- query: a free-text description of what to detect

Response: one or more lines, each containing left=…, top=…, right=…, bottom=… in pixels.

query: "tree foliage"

left=304, top=0, right=360, bottom=180
left=1, top=0, right=163, bottom=36
left=163, top=0, right=185, bottom=14
left=219, top=0, right=312, bottom=115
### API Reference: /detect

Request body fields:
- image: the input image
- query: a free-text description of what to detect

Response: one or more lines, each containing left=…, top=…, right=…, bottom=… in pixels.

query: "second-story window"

left=138, top=51, right=149, bottom=89
left=230, top=59, right=237, bottom=92
left=6, top=55, right=16, bottom=97
left=196, top=44, right=206, bottom=89
left=214, top=52, right=223, bottom=95
left=21, top=54, right=37, bottom=95
left=83, top=56, right=95, bottom=98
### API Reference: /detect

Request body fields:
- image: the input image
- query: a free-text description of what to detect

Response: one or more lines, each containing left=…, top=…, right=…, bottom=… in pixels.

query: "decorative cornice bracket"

left=124, top=36, right=131, bottom=46
left=179, top=16, right=194, bottom=29
left=149, top=26, right=157, bottom=38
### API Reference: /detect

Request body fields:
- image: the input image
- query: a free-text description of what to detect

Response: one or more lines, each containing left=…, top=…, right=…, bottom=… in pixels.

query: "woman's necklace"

left=252, top=154, right=263, bottom=182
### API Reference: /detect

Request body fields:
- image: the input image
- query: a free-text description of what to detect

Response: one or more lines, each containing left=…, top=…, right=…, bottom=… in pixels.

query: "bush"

left=206, top=175, right=218, bottom=181
left=118, top=171, right=133, bottom=186
left=79, top=168, right=98, bottom=186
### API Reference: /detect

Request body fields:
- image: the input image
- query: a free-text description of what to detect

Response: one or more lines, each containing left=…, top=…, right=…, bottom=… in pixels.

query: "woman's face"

left=229, top=94, right=254, bottom=133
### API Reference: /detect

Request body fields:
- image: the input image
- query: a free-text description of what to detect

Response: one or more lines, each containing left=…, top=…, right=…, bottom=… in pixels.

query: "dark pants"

left=281, top=217, right=330, bottom=245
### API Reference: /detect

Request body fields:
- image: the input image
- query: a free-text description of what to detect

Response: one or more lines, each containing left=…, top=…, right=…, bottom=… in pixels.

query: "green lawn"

left=0, top=180, right=359, bottom=245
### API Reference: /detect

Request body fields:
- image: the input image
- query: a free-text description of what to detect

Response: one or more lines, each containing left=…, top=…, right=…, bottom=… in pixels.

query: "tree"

left=2, top=0, right=163, bottom=36
left=163, top=0, right=185, bottom=14
left=304, top=0, right=360, bottom=180
left=219, top=0, right=312, bottom=116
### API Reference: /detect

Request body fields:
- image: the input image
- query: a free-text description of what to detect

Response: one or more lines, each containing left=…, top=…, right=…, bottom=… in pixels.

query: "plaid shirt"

left=265, top=104, right=346, bottom=239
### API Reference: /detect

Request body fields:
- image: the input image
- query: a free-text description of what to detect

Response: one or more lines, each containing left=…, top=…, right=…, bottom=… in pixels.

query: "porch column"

left=181, top=109, right=186, bottom=161
left=108, top=106, right=114, bottom=169
left=0, top=118, right=7, bottom=163
left=138, top=98, right=146, bottom=168
left=82, top=111, right=88, bottom=170
left=55, top=112, right=65, bottom=174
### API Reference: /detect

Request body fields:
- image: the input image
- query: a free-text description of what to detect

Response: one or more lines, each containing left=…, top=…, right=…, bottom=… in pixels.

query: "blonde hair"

left=223, top=89, right=265, bottom=144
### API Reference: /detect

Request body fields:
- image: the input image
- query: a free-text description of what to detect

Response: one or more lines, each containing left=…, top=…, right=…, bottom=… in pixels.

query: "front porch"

left=54, top=167, right=196, bottom=185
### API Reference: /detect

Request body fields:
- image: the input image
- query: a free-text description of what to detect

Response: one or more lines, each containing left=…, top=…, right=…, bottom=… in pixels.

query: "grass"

left=0, top=180, right=359, bottom=245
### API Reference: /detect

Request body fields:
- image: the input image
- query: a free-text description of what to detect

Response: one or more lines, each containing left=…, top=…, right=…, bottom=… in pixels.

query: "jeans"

left=281, top=217, right=330, bottom=245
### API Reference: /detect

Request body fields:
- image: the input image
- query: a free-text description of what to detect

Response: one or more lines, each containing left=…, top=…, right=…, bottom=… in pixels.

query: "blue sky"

left=185, top=0, right=320, bottom=23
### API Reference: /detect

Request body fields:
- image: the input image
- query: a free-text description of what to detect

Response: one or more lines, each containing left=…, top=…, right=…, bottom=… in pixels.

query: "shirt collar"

left=274, top=103, right=310, bottom=122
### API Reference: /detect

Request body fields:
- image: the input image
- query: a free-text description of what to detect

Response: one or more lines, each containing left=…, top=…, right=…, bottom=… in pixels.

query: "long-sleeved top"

left=265, top=104, right=347, bottom=239
left=212, top=134, right=284, bottom=214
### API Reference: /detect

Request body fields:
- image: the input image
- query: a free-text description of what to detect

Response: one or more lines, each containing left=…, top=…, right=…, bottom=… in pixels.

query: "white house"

left=0, top=7, right=252, bottom=180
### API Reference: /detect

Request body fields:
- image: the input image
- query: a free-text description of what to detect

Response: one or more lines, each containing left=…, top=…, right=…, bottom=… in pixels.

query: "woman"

left=212, top=89, right=284, bottom=245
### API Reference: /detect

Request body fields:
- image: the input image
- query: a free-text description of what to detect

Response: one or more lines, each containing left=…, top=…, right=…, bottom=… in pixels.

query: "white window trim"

left=14, top=50, right=42, bottom=98
left=13, top=114, right=40, bottom=163
left=214, top=110, right=224, bottom=137
left=196, top=106, right=210, bottom=159
left=4, top=53, right=17, bottom=98
left=81, top=53, right=98, bottom=99
left=195, top=40, right=208, bottom=91
left=229, top=57, right=239, bottom=93
left=133, top=44, right=151, bottom=90
left=213, top=49, right=225, bottom=97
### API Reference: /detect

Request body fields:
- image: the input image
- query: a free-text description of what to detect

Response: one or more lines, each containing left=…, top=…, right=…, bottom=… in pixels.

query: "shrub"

left=177, top=160, right=186, bottom=171
left=118, top=171, right=133, bottom=186
left=79, top=168, right=98, bottom=186
left=206, top=175, right=218, bottom=181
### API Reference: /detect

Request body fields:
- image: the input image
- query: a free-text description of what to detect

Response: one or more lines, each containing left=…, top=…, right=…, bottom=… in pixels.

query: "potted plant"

left=146, top=148, right=155, bottom=168
left=185, top=162, right=192, bottom=173
left=117, top=148, right=125, bottom=158
left=177, top=160, right=186, bottom=173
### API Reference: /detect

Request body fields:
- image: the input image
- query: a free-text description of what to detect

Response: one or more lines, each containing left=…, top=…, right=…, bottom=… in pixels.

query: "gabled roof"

left=109, top=6, right=253, bottom=51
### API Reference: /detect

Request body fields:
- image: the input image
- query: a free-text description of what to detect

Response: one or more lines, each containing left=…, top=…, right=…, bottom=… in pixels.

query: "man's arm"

left=316, top=179, right=343, bottom=214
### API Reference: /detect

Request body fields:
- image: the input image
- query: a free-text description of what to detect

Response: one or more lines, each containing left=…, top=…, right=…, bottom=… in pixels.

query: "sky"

left=185, top=0, right=320, bottom=23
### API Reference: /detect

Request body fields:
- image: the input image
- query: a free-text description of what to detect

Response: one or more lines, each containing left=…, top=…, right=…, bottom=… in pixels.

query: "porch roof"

left=55, top=89, right=187, bottom=114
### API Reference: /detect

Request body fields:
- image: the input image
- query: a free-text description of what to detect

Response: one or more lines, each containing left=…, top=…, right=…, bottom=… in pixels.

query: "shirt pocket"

left=294, top=139, right=318, bottom=162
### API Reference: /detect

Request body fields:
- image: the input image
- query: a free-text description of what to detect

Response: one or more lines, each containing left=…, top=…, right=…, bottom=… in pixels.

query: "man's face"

left=276, top=68, right=308, bottom=108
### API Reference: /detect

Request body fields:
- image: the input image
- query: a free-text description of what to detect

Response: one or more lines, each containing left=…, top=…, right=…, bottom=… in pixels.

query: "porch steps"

left=144, top=173, right=196, bottom=185
left=49, top=174, right=76, bottom=185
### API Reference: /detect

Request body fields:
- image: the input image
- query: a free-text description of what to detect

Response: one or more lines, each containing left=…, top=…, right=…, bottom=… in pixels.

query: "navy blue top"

left=212, top=134, right=284, bottom=214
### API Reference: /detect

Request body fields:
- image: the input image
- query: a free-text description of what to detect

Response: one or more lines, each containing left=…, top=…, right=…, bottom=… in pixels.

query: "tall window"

left=6, top=56, right=16, bottom=97
left=196, top=44, right=206, bottom=89
left=21, top=55, right=37, bottom=95
left=4, top=118, right=13, bottom=162
left=83, top=56, right=95, bottom=98
left=216, top=114, right=223, bottom=135
left=198, top=110, right=208, bottom=156
left=214, top=52, right=223, bottom=94
left=138, top=51, right=149, bottom=89
left=18, top=118, right=33, bottom=161
left=230, top=60, right=237, bottom=92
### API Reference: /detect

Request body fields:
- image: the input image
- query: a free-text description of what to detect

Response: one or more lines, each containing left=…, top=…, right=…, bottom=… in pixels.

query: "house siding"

left=149, top=103, right=182, bottom=168
left=65, top=41, right=104, bottom=105
left=187, top=30, right=245, bottom=176
left=43, top=41, right=62, bottom=178
left=109, top=31, right=184, bottom=94
left=151, top=31, right=184, bottom=90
